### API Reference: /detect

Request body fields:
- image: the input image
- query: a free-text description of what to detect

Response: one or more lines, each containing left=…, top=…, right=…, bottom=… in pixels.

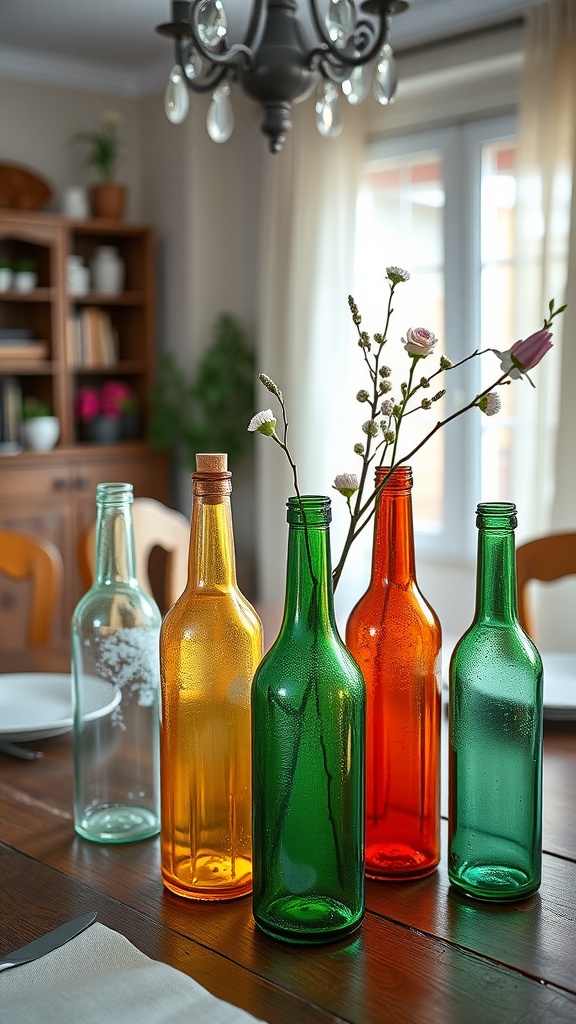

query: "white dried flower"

left=333, top=473, right=359, bottom=498
left=386, top=266, right=410, bottom=284
left=248, top=409, right=276, bottom=435
left=362, top=419, right=379, bottom=437
left=478, top=392, right=502, bottom=417
left=381, top=399, right=394, bottom=417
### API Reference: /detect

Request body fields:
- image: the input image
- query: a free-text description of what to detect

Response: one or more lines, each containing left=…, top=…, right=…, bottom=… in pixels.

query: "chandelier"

left=156, top=0, right=409, bottom=154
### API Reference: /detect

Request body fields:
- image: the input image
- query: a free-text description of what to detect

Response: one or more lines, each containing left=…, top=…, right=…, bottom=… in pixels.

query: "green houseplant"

left=71, top=111, right=126, bottom=219
left=148, top=313, right=255, bottom=467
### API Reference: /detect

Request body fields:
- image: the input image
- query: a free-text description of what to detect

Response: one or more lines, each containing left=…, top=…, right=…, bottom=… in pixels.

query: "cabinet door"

left=0, top=498, right=73, bottom=651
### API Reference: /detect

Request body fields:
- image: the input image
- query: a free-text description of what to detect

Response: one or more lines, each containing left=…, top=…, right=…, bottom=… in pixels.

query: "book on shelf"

left=67, top=307, right=119, bottom=368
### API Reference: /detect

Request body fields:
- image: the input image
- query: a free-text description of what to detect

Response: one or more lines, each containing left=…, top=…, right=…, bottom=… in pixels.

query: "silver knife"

left=0, top=912, right=97, bottom=972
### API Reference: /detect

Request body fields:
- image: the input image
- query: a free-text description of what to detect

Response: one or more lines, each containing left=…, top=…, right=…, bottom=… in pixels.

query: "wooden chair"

left=0, top=528, right=63, bottom=646
left=78, top=497, right=190, bottom=612
left=516, top=532, right=576, bottom=640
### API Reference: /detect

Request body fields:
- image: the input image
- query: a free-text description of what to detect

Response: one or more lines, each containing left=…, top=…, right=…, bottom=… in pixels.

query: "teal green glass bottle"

left=72, top=482, right=161, bottom=844
left=448, top=502, right=543, bottom=900
left=252, top=496, right=365, bottom=944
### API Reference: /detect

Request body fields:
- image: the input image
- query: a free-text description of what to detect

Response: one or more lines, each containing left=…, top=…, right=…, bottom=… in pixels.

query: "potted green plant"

left=0, top=256, right=13, bottom=292
left=71, top=110, right=126, bottom=220
left=21, top=396, right=60, bottom=451
left=148, top=313, right=255, bottom=467
left=14, top=258, right=38, bottom=293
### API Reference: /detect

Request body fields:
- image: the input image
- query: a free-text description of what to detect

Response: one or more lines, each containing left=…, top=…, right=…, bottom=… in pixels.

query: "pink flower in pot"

left=75, top=387, right=100, bottom=422
left=100, top=380, right=135, bottom=419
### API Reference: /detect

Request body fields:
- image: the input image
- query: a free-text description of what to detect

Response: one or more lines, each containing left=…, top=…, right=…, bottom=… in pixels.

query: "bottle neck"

left=474, top=503, right=519, bottom=623
left=187, top=492, right=237, bottom=593
left=282, top=498, right=336, bottom=633
left=371, top=466, right=416, bottom=584
left=94, top=498, right=136, bottom=586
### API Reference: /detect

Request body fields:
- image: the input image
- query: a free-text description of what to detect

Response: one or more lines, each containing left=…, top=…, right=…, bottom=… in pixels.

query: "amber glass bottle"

left=346, top=465, right=441, bottom=879
left=160, top=453, right=263, bottom=900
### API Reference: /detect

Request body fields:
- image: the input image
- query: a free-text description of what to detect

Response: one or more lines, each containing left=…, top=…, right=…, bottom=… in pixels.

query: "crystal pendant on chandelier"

left=374, top=43, right=398, bottom=106
left=315, top=81, right=343, bottom=139
left=207, top=82, right=234, bottom=143
left=342, top=64, right=369, bottom=105
left=324, top=0, right=355, bottom=49
left=165, top=65, right=190, bottom=124
left=197, top=0, right=228, bottom=51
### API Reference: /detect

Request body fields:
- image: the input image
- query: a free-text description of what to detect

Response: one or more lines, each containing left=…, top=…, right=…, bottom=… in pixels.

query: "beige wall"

left=0, top=76, right=263, bottom=588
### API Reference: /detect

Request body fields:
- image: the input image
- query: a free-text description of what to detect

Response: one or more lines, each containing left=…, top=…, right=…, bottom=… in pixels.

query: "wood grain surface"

left=1, top=656, right=576, bottom=1023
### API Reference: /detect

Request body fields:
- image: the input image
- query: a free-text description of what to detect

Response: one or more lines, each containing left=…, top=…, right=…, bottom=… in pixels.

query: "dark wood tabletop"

left=1, top=649, right=576, bottom=1023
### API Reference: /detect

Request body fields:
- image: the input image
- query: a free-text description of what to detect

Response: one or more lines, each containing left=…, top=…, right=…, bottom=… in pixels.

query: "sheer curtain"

left=255, top=100, right=363, bottom=613
left=514, top=0, right=576, bottom=537
left=514, top=0, right=576, bottom=648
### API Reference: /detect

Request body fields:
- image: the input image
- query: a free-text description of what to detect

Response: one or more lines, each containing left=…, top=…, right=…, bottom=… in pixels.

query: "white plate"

left=542, top=652, right=576, bottom=721
left=0, top=673, right=120, bottom=741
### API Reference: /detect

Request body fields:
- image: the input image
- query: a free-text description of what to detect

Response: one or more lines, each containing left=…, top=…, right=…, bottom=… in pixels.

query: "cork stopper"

left=195, top=453, right=228, bottom=473
left=192, top=452, right=231, bottom=501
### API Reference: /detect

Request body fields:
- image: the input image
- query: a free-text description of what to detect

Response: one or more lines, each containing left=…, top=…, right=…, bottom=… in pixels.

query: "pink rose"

left=402, top=327, right=438, bottom=358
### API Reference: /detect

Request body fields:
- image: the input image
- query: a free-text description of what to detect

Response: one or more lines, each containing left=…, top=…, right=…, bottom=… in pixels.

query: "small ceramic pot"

left=22, top=416, right=60, bottom=452
left=82, top=416, right=122, bottom=444
left=0, top=268, right=13, bottom=292
left=14, top=271, right=38, bottom=293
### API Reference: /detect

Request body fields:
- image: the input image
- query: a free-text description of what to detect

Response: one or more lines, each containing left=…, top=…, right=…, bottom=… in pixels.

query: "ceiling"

left=0, top=0, right=538, bottom=97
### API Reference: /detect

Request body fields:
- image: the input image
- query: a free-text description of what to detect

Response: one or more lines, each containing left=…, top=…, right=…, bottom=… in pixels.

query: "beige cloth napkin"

left=1, top=922, right=265, bottom=1024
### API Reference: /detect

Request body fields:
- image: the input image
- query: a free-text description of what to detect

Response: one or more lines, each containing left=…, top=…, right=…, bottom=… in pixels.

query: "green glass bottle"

left=448, top=502, right=543, bottom=900
left=72, top=482, right=161, bottom=844
left=252, top=496, right=365, bottom=945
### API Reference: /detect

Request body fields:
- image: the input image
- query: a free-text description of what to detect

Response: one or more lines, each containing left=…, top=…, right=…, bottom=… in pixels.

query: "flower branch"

left=249, top=269, right=565, bottom=594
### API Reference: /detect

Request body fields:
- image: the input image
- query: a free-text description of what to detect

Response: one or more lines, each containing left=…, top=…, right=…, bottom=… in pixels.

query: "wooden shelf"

left=0, top=210, right=167, bottom=652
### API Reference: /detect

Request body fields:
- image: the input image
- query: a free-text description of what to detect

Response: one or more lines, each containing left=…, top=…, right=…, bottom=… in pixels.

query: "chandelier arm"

left=308, top=1, right=389, bottom=67
left=188, top=3, right=256, bottom=71
left=175, top=36, right=228, bottom=92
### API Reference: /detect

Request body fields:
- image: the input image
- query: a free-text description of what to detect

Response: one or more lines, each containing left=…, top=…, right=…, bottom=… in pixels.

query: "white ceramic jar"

left=67, top=255, right=90, bottom=296
left=91, top=246, right=125, bottom=295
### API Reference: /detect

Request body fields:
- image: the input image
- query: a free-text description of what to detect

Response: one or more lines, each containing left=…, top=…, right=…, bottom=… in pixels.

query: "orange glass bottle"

left=345, top=465, right=441, bottom=879
left=160, top=453, right=263, bottom=900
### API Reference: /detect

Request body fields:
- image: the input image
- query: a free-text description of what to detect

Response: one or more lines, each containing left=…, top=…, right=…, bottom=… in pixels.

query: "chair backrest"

left=79, top=497, right=190, bottom=611
left=516, top=532, right=576, bottom=640
left=0, top=528, right=63, bottom=646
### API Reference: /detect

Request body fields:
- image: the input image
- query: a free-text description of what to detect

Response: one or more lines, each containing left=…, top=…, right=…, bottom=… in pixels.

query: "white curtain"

left=514, top=0, right=576, bottom=537
left=514, top=0, right=576, bottom=648
left=255, top=99, right=363, bottom=617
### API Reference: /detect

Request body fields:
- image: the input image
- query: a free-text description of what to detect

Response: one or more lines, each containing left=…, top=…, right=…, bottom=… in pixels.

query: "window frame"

left=360, top=111, right=517, bottom=562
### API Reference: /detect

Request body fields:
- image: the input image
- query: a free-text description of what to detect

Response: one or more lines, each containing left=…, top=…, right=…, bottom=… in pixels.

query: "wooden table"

left=1, top=652, right=576, bottom=1023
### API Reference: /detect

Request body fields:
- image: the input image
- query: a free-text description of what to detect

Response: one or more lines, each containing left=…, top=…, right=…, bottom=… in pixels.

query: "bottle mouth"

left=476, top=501, right=517, bottom=529
left=96, top=482, right=133, bottom=505
left=375, top=465, right=412, bottom=489
left=286, top=495, right=331, bottom=526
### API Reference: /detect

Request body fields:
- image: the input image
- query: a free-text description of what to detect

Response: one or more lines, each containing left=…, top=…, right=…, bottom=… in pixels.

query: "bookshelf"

left=0, top=210, right=168, bottom=650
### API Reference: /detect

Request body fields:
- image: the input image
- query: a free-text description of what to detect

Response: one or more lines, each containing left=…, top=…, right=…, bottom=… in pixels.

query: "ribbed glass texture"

left=252, top=496, right=365, bottom=944
left=448, top=502, right=543, bottom=900
left=346, top=466, right=441, bottom=879
left=160, top=467, right=262, bottom=899
left=72, top=482, right=161, bottom=844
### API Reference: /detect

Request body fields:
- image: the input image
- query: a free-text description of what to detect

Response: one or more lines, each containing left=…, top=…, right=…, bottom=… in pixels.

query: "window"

left=352, top=114, right=518, bottom=562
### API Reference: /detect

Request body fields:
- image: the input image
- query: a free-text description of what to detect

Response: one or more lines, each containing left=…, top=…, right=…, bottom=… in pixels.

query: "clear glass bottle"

left=346, top=466, right=441, bottom=879
left=449, top=502, right=543, bottom=900
left=160, top=453, right=263, bottom=900
left=72, top=482, right=161, bottom=843
left=252, top=496, right=365, bottom=944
